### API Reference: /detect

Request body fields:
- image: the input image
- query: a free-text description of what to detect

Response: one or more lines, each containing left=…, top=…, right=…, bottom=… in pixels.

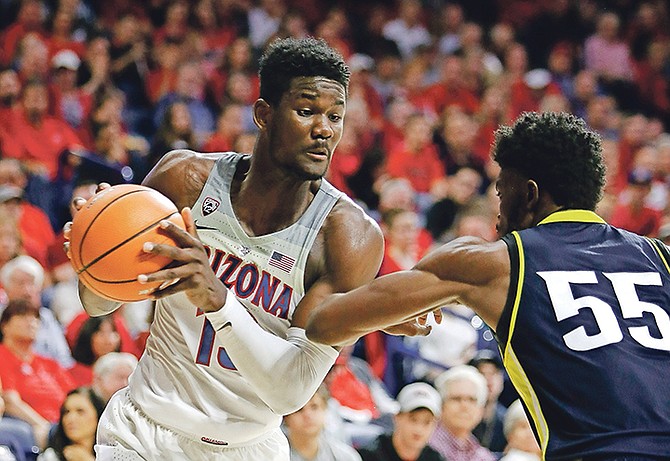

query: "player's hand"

left=382, top=308, right=443, bottom=337
left=137, top=207, right=228, bottom=312
left=63, top=182, right=111, bottom=259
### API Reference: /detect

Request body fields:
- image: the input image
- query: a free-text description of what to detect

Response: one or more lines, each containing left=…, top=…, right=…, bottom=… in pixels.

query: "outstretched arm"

left=139, top=194, right=386, bottom=414
left=305, top=237, right=511, bottom=347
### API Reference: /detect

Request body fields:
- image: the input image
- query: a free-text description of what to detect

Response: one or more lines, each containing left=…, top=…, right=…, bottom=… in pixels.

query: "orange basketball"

left=69, top=184, right=186, bottom=302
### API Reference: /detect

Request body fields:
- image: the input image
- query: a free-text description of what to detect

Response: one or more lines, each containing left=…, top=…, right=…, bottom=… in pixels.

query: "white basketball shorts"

left=95, top=390, right=289, bottom=461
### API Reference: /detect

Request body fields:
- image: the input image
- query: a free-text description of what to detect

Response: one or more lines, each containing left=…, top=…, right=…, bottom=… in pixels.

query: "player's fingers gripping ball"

left=69, top=184, right=186, bottom=302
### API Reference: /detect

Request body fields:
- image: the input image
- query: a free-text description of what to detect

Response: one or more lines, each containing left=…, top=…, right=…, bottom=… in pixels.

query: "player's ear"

left=526, top=179, right=540, bottom=209
left=253, top=99, right=271, bottom=130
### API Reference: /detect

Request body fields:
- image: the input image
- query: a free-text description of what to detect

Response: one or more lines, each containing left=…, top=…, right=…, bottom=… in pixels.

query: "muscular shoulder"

left=142, top=149, right=223, bottom=210
left=319, top=195, right=384, bottom=291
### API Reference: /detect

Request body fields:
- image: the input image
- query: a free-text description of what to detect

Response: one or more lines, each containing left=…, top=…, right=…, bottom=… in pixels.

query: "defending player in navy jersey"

left=307, top=112, right=670, bottom=460
left=64, top=38, right=432, bottom=461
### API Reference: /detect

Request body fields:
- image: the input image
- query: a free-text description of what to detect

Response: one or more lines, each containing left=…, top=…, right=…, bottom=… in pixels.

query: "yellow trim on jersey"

left=504, top=232, right=550, bottom=457
left=648, top=238, right=670, bottom=275
left=537, top=209, right=606, bottom=225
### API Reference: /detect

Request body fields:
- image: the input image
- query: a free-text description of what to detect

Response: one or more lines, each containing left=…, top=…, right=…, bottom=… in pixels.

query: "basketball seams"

left=79, top=210, right=180, bottom=276
left=74, top=188, right=150, bottom=274
left=69, top=184, right=185, bottom=302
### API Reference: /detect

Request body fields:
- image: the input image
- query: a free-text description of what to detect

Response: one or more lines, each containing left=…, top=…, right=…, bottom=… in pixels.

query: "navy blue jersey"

left=498, top=210, right=670, bottom=460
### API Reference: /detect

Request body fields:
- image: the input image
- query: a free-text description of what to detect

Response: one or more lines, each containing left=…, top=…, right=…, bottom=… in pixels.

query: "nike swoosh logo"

left=194, top=221, right=218, bottom=231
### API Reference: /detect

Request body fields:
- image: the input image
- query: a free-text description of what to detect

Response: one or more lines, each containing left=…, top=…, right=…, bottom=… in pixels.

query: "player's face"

left=268, top=76, right=346, bottom=180
left=495, top=168, right=533, bottom=237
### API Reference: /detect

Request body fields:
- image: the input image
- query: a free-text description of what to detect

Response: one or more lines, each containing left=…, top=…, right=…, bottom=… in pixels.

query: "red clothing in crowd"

left=0, top=344, right=75, bottom=422
left=3, top=111, right=82, bottom=179
left=424, top=83, right=480, bottom=115
left=68, top=362, right=94, bottom=388
left=386, top=143, right=446, bottom=194
left=66, top=311, right=141, bottom=359
left=610, top=203, right=662, bottom=237
left=18, top=202, right=57, bottom=269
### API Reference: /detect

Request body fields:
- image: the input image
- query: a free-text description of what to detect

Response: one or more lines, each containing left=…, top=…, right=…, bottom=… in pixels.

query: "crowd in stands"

left=0, top=0, right=669, bottom=459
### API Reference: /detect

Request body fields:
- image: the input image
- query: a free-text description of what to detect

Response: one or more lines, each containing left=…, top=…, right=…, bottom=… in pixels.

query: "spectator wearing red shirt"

left=386, top=113, right=446, bottom=199
left=0, top=299, right=75, bottom=449
left=66, top=310, right=141, bottom=359
left=424, top=54, right=480, bottom=117
left=0, top=0, right=46, bottom=66
left=201, top=103, right=245, bottom=153
left=610, top=168, right=662, bottom=237
left=0, top=185, right=55, bottom=269
left=69, top=315, right=122, bottom=387
left=3, top=79, right=82, bottom=179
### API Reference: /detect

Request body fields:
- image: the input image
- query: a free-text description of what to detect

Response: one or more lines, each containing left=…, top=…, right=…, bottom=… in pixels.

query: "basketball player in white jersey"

left=65, top=37, right=431, bottom=460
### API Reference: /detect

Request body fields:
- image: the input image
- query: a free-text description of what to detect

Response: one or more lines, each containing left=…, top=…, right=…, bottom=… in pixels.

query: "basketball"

left=69, top=184, right=186, bottom=302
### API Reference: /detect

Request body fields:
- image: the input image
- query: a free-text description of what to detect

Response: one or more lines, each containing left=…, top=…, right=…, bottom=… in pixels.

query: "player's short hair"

left=492, top=112, right=605, bottom=210
left=258, top=37, right=350, bottom=107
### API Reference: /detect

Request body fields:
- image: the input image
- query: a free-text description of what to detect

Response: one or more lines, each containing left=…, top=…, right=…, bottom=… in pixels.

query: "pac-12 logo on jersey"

left=202, top=196, right=220, bottom=216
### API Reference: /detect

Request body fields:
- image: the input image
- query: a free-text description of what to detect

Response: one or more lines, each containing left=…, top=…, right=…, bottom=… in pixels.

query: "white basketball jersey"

left=128, top=153, right=342, bottom=446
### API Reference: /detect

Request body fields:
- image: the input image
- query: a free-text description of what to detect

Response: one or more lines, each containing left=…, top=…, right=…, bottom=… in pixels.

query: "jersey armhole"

left=496, top=233, right=520, bottom=352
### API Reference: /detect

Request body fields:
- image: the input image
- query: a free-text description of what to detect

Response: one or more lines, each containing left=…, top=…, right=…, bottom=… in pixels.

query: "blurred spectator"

left=37, top=387, right=105, bottom=461
left=149, top=100, right=196, bottom=168
left=109, top=13, right=150, bottom=136
left=153, top=60, right=215, bottom=146
left=202, top=104, right=244, bottom=152
left=1, top=0, right=46, bottom=67
left=518, top=0, right=581, bottom=69
left=15, top=33, right=49, bottom=84
left=68, top=315, right=121, bottom=387
left=284, top=384, right=362, bottom=461
left=145, top=37, right=182, bottom=105
left=358, top=382, right=445, bottom=461
left=436, top=4, right=465, bottom=56
left=569, top=69, right=601, bottom=120
left=379, top=208, right=430, bottom=275
left=0, top=209, right=23, bottom=280
left=0, top=184, right=55, bottom=268
left=45, top=8, right=86, bottom=60
left=426, top=167, right=483, bottom=242
left=0, top=299, right=75, bottom=449
left=325, top=346, right=399, bottom=449
left=247, top=0, right=285, bottom=51
left=0, top=375, right=38, bottom=461
left=584, top=95, right=619, bottom=140
left=430, top=365, right=496, bottom=461
left=386, top=113, right=445, bottom=209
left=0, top=255, right=73, bottom=369
left=49, top=50, right=96, bottom=145
left=151, top=0, right=189, bottom=46
left=0, top=67, right=21, bottom=131
left=436, top=110, right=486, bottom=182
left=382, top=0, right=431, bottom=60
left=76, top=35, right=113, bottom=101
left=3, top=79, right=82, bottom=180
left=634, top=40, right=670, bottom=128
left=65, top=310, right=140, bottom=360
left=90, top=352, right=137, bottom=403
left=610, top=168, right=662, bottom=237
left=469, top=350, right=507, bottom=454
left=424, top=55, right=480, bottom=117
left=499, top=401, right=540, bottom=461
left=583, top=12, right=639, bottom=112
